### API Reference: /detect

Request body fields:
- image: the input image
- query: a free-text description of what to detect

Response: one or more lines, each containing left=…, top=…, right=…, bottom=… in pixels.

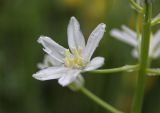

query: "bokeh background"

left=0, top=0, right=160, bottom=113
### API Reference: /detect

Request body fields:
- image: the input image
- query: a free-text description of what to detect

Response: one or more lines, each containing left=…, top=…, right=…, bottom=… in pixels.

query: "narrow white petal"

left=38, top=36, right=66, bottom=63
left=122, top=25, right=137, bottom=40
left=131, top=49, right=139, bottom=58
left=37, top=55, right=61, bottom=69
left=67, top=16, right=85, bottom=51
left=83, top=23, right=106, bottom=61
left=110, top=28, right=137, bottom=47
left=58, top=69, right=81, bottom=87
left=84, top=57, right=104, bottom=71
left=152, top=47, right=160, bottom=59
left=150, top=30, right=160, bottom=53
left=32, top=66, right=68, bottom=81
left=43, top=55, right=61, bottom=66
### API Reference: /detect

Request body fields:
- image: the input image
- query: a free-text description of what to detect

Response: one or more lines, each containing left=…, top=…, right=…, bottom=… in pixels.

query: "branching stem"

left=88, top=65, right=139, bottom=74
left=128, top=0, right=144, bottom=13
left=131, top=1, right=152, bottom=113
left=151, top=18, right=160, bottom=26
left=147, top=68, right=160, bottom=76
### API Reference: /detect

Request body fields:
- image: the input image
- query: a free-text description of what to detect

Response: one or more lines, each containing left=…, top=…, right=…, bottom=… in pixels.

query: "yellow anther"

left=64, top=48, right=85, bottom=68
left=78, top=57, right=84, bottom=66
left=78, top=48, right=82, bottom=55
left=64, top=58, right=70, bottom=67
left=69, top=59, right=74, bottom=66
left=74, top=57, right=79, bottom=64
left=65, top=49, right=71, bottom=58
left=71, top=48, right=79, bottom=58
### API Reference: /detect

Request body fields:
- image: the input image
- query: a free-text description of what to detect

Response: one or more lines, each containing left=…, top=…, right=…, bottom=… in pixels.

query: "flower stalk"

left=131, top=1, right=152, bottom=113
left=151, top=17, right=160, bottom=26
left=147, top=68, right=160, bottom=76
left=89, top=65, right=139, bottom=74
left=79, top=86, right=123, bottom=113
left=128, top=0, right=144, bottom=13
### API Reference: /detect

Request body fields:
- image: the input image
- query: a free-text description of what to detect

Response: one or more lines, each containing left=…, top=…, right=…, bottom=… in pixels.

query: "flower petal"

left=37, top=55, right=61, bottom=69
left=131, top=49, right=139, bottom=58
left=38, top=36, right=66, bottom=63
left=83, top=23, right=106, bottom=61
left=110, top=26, right=137, bottom=47
left=153, top=48, right=160, bottom=59
left=67, top=16, right=85, bottom=51
left=150, top=30, right=160, bottom=53
left=122, top=25, right=137, bottom=40
left=32, top=66, right=68, bottom=81
left=58, top=69, right=81, bottom=86
left=84, top=57, right=104, bottom=71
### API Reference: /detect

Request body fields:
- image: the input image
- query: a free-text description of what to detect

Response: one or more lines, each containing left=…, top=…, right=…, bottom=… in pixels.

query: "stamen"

left=78, top=48, right=82, bottom=55
left=64, top=47, right=85, bottom=68
left=65, top=49, right=71, bottom=58
left=69, top=59, right=74, bottom=66
left=71, top=48, right=79, bottom=58
left=78, top=57, right=84, bottom=66
left=64, top=58, right=70, bottom=67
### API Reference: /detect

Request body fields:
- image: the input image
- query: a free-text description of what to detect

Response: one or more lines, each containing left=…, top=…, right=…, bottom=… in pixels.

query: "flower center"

left=64, top=48, right=85, bottom=68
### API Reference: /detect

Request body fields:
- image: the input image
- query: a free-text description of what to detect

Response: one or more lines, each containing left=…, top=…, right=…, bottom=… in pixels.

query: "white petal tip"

left=32, top=74, right=44, bottom=81
left=37, top=36, right=52, bottom=44
left=99, top=23, right=106, bottom=29
left=32, top=74, right=37, bottom=78
left=99, top=23, right=106, bottom=32
left=70, top=16, right=78, bottom=23
left=100, top=23, right=106, bottom=28
left=38, top=36, right=47, bottom=43
left=71, top=16, right=76, bottom=20
left=121, top=25, right=127, bottom=29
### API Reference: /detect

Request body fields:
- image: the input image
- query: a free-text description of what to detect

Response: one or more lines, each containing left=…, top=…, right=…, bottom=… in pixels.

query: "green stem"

left=135, top=13, right=141, bottom=39
left=147, top=68, right=160, bottom=76
left=151, top=18, right=160, bottom=26
left=131, top=1, right=152, bottom=113
left=151, top=12, right=160, bottom=26
left=135, top=11, right=141, bottom=58
left=88, top=65, right=139, bottom=74
left=79, top=86, right=123, bottom=113
left=128, top=0, right=144, bottom=13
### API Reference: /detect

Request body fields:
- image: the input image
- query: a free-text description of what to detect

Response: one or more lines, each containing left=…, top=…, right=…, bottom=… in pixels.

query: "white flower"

left=33, top=16, right=106, bottom=87
left=110, top=25, right=160, bottom=59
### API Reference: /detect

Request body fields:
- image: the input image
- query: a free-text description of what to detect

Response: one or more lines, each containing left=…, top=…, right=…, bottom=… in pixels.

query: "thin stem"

left=151, top=12, right=160, bottom=26
left=151, top=18, right=160, bottom=26
left=147, top=68, right=160, bottom=76
left=128, top=0, right=144, bottom=13
left=135, top=11, right=142, bottom=60
left=88, top=65, right=139, bottom=74
left=79, top=86, right=123, bottom=113
left=135, top=13, right=141, bottom=39
left=131, top=1, right=152, bottom=113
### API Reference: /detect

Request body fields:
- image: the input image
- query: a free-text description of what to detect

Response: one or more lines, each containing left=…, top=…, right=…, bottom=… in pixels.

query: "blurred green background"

left=0, top=0, right=160, bottom=113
